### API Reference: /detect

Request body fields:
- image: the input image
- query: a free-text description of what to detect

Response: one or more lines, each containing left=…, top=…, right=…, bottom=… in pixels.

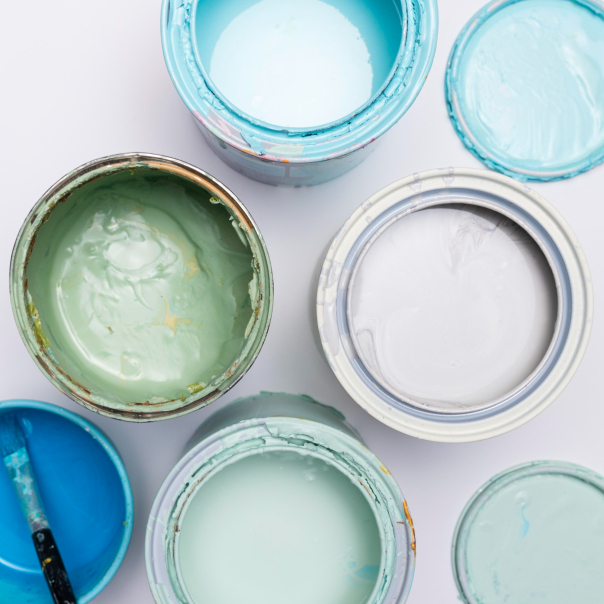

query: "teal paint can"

left=161, top=0, right=438, bottom=186
left=146, top=392, right=416, bottom=604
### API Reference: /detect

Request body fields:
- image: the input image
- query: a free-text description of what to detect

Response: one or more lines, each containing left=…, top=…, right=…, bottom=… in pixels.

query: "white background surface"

left=1, top=1, right=603, bottom=602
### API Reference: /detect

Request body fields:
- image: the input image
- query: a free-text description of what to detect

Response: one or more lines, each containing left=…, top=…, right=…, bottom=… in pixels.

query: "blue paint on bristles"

left=0, top=414, right=26, bottom=458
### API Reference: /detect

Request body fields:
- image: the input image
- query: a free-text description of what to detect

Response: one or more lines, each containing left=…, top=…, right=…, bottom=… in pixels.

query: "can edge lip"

left=0, top=398, right=134, bottom=603
left=450, top=460, right=604, bottom=603
left=444, top=0, right=604, bottom=182
left=9, top=152, right=275, bottom=422
left=316, top=167, right=593, bottom=442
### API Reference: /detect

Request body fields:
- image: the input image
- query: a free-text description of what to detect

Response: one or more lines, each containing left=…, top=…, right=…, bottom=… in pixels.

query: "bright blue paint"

left=0, top=401, right=133, bottom=604
left=446, top=0, right=604, bottom=182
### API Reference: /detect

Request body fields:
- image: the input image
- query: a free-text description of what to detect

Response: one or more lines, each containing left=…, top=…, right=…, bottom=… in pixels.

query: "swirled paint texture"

left=25, top=169, right=255, bottom=406
left=447, top=0, right=604, bottom=181
left=459, top=465, right=604, bottom=603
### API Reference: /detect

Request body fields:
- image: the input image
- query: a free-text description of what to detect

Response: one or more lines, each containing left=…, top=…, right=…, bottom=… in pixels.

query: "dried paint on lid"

left=446, top=0, right=604, bottom=181
left=452, top=462, right=604, bottom=604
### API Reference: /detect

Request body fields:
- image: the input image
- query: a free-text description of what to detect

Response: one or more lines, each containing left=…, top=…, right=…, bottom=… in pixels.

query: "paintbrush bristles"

left=0, top=414, right=26, bottom=458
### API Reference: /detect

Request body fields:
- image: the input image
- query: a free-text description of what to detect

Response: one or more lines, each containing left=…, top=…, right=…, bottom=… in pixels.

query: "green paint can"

left=10, top=153, right=273, bottom=421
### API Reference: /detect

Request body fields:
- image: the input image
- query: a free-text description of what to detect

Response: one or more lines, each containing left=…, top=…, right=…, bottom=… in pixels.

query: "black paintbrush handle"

left=32, top=529, right=77, bottom=604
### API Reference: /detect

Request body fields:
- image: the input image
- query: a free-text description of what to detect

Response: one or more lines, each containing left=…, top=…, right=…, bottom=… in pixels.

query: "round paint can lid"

left=446, top=0, right=604, bottom=182
left=452, top=461, right=604, bottom=603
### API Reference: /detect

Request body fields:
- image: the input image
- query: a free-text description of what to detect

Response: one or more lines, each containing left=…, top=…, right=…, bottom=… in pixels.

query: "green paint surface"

left=25, top=169, right=255, bottom=405
left=464, top=473, right=604, bottom=603
left=178, top=450, right=382, bottom=604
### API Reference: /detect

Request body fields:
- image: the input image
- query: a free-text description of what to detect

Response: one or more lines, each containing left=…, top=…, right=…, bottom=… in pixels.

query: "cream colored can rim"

left=316, top=168, right=593, bottom=442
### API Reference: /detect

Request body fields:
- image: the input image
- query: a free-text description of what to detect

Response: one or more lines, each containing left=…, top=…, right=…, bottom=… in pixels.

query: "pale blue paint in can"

left=161, top=0, right=438, bottom=186
left=146, top=392, right=416, bottom=604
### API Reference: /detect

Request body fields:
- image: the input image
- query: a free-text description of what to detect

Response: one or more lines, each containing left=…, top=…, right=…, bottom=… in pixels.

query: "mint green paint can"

left=453, top=461, right=604, bottom=604
left=10, top=154, right=273, bottom=421
left=146, top=392, right=416, bottom=604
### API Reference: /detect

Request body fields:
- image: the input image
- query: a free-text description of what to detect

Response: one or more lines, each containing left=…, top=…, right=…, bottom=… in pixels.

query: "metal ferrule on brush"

left=4, top=447, right=49, bottom=533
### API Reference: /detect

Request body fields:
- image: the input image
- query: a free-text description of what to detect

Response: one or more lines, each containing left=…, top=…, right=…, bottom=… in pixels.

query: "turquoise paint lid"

left=446, top=0, right=604, bottom=182
left=452, top=461, right=604, bottom=604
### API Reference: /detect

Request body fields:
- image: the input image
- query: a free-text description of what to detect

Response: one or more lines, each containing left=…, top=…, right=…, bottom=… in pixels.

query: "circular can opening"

left=348, top=203, right=559, bottom=414
left=316, top=169, right=593, bottom=441
left=192, top=0, right=404, bottom=129
left=147, top=395, right=416, bottom=604
left=10, top=154, right=273, bottom=420
left=175, top=450, right=383, bottom=604
left=446, top=0, right=604, bottom=180
left=453, top=462, right=604, bottom=604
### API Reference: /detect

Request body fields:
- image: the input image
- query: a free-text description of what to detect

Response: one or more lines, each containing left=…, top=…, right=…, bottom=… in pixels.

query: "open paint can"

left=317, top=168, right=593, bottom=442
left=146, top=392, right=416, bottom=604
left=452, top=461, right=604, bottom=603
left=0, top=399, right=133, bottom=603
left=10, top=153, right=273, bottom=421
left=161, top=0, right=438, bottom=186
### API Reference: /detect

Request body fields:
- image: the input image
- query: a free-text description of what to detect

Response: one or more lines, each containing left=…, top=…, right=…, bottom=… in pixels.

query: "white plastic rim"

left=316, top=168, right=593, bottom=442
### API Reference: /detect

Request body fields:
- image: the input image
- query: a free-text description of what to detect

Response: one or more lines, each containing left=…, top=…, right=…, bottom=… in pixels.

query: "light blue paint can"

left=0, top=400, right=133, bottom=603
left=161, top=0, right=438, bottom=186
left=146, top=392, right=416, bottom=604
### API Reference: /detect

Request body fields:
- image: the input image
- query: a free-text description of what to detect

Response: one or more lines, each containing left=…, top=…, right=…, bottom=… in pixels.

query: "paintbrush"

left=0, top=414, right=77, bottom=604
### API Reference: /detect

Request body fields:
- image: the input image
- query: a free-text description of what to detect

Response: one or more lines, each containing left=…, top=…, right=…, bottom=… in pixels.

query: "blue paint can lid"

left=446, top=0, right=604, bottom=182
left=452, top=461, right=604, bottom=603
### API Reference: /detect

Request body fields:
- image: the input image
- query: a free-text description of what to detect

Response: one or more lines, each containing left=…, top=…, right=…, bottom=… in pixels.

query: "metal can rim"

left=316, top=167, right=593, bottom=442
left=160, top=0, right=439, bottom=164
left=9, top=152, right=274, bottom=422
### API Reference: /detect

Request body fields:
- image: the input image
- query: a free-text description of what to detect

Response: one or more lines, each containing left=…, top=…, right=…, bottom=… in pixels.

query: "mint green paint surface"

left=25, top=169, right=255, bottom=405
left=461, top=468, right=604, bottom=603
left=447, top=0, right=604, bottom=180
left=177, top=450, right=382, bottom=604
